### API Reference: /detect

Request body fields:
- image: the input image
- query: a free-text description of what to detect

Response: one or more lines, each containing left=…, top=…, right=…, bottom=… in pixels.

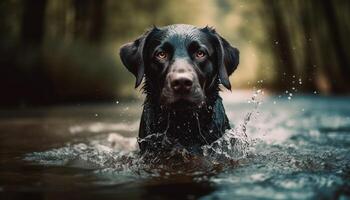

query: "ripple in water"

left=21, top=92, right=350, bottom=199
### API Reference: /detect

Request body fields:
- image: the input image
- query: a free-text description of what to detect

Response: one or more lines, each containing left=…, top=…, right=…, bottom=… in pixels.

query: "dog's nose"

left=171, top=76, right=193, bottom=93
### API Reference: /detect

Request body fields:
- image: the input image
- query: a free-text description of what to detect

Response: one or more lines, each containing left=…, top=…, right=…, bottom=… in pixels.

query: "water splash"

left=25, top=90, right=265, bottom=173
left=202, top=89, right=263, bottom=161
left=24, top=133, right=139, bottom=170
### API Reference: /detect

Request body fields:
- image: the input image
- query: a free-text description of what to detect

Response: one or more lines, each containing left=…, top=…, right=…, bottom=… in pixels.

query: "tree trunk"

left=73, top=0, right=105, bottom=43
left=21, top=0, right=47, bottom=46
left=264, top=0, right=297, bottom=91
left=320, top=0, right=350, bottom=92
left=299, top=1, right=318, bottom=92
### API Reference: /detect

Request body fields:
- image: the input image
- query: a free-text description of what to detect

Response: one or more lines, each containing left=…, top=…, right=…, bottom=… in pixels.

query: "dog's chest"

left=140, top=98, right=230, bottom=151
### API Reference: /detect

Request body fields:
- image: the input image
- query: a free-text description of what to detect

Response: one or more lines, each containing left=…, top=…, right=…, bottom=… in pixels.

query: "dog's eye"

left=155, top=51, right=167, bottom=60
left=195, top=50, right=206, bottom=59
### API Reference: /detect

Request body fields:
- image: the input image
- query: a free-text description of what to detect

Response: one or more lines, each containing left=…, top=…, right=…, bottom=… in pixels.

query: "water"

left=0, top=93, right=350, bottom=199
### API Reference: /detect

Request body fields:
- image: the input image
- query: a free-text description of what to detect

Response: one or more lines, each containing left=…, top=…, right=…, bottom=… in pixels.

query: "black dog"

left=120, top=24, right=239, bottom=154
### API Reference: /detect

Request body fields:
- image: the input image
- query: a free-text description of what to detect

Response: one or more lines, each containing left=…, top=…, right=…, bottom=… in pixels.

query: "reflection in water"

left=69, top=121, right=139, bottom=134
left=1, top=93, right=350, bottom=199
left=139, top=179, right=216, bottom=200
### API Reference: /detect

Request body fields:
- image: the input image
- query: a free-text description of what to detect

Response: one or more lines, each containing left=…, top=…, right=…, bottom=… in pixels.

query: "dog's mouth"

left=167, top=98, right=205, bottom=110
left=160, top=88, right=205, bottom=110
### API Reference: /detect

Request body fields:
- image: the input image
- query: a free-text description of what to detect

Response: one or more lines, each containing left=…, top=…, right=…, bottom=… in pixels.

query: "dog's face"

left=120, top=24, right=239, bottom=109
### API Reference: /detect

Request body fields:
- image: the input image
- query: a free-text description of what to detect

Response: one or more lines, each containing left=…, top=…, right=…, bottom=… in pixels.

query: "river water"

left=0, top=92, right=349, bottom=199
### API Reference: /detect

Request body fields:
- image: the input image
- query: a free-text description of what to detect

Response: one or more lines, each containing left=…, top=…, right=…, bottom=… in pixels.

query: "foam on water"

left=25, top=126, right=252, bottom=173
left=25, top=134, right=138, bottom=169
left=202, top=111, right=253, bottom=161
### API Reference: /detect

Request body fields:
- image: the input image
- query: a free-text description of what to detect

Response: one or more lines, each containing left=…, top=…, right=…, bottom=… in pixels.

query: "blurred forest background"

left=1, top=0, right=350, bottom=106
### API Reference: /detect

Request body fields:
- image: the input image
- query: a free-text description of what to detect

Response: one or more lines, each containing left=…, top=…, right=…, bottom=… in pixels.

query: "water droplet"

left=314, top=91, right=317, bottom=94
left=288, top=97, right=292, bottom=100
left=95, top=114, right=98, bottom=117
left=116, top=101, right=119, bottom=104
left=289, top=93, right=293, bottom=96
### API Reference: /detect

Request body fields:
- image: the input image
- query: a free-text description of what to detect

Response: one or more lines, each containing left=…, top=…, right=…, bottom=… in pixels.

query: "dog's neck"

left=139, top=90, right=230, bottom=153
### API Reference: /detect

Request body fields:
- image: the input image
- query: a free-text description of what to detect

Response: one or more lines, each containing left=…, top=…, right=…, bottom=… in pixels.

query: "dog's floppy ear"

left=202, top=27, right=239, bottom=90
left=119, top=28, right=157, bottom=88
left=216, top=35, right=240, bottom=90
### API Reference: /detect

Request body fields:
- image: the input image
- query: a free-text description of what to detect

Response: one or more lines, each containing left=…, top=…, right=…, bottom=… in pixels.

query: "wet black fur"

left=120, top=25, right=239, bottom=154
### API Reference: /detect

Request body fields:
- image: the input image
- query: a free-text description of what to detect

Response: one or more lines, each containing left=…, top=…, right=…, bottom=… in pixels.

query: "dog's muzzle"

left=161, top=59, right=205, bottom=107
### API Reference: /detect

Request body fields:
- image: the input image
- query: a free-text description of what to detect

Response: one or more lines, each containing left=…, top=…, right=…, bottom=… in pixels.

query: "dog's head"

left=120, top=24, right=239, bottom=109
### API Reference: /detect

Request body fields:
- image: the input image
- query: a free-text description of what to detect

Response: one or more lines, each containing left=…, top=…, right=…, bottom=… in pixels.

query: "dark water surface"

left=1, top=93, right=350, bottom=200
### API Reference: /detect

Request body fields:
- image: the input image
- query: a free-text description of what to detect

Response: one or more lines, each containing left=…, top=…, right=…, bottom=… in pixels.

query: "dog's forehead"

left=159, top=24, right=209, bottom=45
left=164, top=24, right=198, bottom=36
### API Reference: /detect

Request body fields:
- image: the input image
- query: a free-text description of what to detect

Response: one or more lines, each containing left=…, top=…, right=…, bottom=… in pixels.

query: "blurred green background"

left=1, top=0, right=350, bottom=106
